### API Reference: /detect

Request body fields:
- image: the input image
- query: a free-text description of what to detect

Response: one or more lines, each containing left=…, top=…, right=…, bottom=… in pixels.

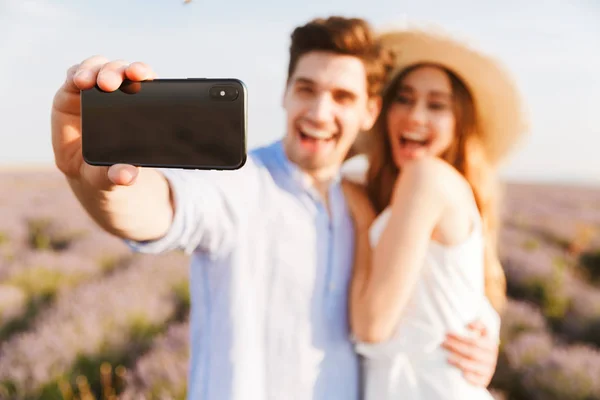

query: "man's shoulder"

left=246, top=139, right=299, bottom=179
left=247, top=140, right=282, bottom=164
left=230, top=140, right=288, bottom=187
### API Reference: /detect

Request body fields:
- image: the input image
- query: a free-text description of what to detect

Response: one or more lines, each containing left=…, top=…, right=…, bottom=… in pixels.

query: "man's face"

left=282, top=51, right=380, bottom=178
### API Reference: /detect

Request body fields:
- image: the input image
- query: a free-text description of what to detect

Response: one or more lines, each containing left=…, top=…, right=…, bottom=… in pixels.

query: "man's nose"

left=306, top=93, right=335, bottom=124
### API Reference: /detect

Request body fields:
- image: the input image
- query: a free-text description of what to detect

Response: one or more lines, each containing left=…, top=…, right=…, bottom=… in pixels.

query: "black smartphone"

left=81, top=78, right=247, bottom=170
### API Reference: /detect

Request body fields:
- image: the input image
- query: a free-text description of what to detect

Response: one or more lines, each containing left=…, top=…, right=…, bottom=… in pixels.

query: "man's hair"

left=287, top=16, right=394, bottom=97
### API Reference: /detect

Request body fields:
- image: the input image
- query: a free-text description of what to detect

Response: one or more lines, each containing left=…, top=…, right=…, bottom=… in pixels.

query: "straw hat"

left=377, top=24, right=529, bottom=166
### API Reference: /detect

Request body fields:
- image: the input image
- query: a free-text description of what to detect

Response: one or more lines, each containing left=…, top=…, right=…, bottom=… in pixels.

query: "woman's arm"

left=341, top=168, right=501, bottom=388
left=350, top=158, right=447, bottom=343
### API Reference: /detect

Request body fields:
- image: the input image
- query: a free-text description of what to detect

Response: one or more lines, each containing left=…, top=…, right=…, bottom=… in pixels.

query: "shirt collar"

left=271, top=139, right=342, bottom=202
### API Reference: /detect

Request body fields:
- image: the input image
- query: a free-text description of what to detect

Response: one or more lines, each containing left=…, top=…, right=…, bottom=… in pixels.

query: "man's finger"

left=125, top=61, right=158, bottom=82
left=70, top=55, right=111, bottom=92
left=96, top=60, right=132, bottom=92
left=53, top=64, right=84, bottom=115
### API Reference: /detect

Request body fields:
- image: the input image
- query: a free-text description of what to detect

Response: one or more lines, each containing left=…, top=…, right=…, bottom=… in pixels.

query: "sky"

left=0, top=0, right=598, bottom=185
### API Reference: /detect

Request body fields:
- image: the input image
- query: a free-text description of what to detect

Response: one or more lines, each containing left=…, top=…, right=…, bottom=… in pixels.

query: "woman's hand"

left=442, top=320, right=499, bottom=387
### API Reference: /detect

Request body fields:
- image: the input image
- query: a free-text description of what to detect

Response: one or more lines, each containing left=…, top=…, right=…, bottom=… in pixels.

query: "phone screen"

left=81, top=78, right=247, bottom=170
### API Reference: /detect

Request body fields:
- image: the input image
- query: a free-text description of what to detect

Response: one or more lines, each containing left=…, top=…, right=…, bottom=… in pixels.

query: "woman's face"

left=386, top=65, right=456, bottom=168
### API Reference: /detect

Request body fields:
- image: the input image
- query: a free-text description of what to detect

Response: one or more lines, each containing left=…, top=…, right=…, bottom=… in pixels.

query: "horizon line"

left=0, top=162, right=597, bottom=189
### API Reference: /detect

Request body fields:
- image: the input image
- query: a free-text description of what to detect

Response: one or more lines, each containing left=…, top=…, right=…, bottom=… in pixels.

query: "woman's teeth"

left=402, top=132, right=428, bottom=143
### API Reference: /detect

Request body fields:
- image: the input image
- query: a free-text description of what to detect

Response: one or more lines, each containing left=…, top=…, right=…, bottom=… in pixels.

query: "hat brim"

left=378, top=27, right=529, bottom=166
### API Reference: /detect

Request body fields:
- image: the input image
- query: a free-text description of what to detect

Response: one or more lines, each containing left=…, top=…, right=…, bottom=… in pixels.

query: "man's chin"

left=297, top=156, right=342, bottom=176
left=285, top=143, right=343, bottom=173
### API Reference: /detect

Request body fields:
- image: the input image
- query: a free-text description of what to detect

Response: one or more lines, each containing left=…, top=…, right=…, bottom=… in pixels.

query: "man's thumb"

left=107, top=164, right=140, bottom=186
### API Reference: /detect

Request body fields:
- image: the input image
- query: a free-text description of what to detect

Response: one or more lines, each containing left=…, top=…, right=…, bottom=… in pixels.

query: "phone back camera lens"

left=210, top=85, right=239, bottom=101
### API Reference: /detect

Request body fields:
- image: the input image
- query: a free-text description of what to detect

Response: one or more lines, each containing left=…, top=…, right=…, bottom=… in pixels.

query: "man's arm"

left=52, top=56, right=258, bottom=254
left=50, top=56, right=180, bottom=243
left=66, top=166, right=174, bottom=243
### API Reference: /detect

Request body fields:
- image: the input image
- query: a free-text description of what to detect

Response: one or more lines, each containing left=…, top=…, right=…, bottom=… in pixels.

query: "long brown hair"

left=365, top=63, right=507, bottom=313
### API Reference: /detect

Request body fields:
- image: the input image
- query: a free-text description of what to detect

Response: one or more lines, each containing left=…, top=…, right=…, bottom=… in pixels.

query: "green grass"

left=522, top=238, right=540, bottom=251
left=97, top=255, right=130, bottom=275
left=0, top=267, right=86, bottom=341
left=580, top=250, right=600, bottom=282
left=0, top=231, right=9, bottom=246
left=27, top=218, right=88, bottom=251
left=30, top=314, right=166, bottom=400
left=7, top=281, right=192, bottom=399
left=5, top=267, right=82, bottom=298
left=172, top=280, right=191, bottom=321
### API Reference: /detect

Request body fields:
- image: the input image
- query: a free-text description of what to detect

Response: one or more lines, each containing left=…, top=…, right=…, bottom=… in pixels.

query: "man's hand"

left=51, top=55, right=157, bottom=189
left=50, top=56, right=175, bottom=242
left=441, top=320, right=499, bottom=387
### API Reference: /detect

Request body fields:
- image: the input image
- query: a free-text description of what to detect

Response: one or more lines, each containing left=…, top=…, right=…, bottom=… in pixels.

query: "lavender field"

left=0, top=169, right=599, bottom=400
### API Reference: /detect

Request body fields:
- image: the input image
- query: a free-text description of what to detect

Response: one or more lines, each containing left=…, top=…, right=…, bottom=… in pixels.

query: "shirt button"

left=329, top=283, right=336, bottom=291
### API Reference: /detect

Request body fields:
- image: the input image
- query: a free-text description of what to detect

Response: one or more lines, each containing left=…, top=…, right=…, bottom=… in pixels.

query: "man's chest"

left=258, top=195, right=355, bottom=316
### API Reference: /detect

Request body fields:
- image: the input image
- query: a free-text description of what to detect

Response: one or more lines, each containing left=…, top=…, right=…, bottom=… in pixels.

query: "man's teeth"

left=402, top=132, right=428, bottom=143
left=301, top=127, right=335, bottom=140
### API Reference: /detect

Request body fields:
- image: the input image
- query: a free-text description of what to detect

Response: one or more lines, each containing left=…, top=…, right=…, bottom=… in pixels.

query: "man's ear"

left=281, top=87, right=287, bottom=108
left=361, top=95, right=382, bottom=131
left=281, top=78, right=292, bottom=108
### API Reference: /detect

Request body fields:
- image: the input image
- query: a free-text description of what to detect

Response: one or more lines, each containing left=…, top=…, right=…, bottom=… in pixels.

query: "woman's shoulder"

left=402, top=157, right=465, bottom=191
left=402, top=156, right=458, bottom=180
left=401, top=157, right=475, bottom=208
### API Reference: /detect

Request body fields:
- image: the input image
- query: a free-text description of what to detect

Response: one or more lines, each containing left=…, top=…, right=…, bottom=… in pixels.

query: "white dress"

left=354, top=203, right=501, bottom=400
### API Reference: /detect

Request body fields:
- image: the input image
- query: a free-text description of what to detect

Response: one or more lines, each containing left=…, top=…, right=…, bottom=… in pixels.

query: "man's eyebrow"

left=293, top=77, right=315, bottom=85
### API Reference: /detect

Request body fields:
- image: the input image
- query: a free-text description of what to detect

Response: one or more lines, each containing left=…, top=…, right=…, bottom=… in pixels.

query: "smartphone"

left=81, top=78, right=247, bottom=170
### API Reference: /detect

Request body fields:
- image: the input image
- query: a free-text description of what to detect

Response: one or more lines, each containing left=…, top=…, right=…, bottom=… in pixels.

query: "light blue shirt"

left=127, top=140, right=360, bottom=400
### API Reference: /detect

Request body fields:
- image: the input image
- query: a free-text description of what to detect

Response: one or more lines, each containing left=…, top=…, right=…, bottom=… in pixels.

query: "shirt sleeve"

left=125, top=156, right=262, bottom=256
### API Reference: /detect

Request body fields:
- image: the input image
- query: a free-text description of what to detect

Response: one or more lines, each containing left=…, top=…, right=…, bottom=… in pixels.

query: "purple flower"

left=0, top=250, right=132, bottom=337
left=504, top=332, right=554, bottom=372
left=500, top=235, right=573, bottom=318
left=500, top=299, right=548, bottom=345
left=120, top=320, right=190, bottom=399
left=520, top=344, right=600, bottom=400
left=0, top=285, right=27, bottom=326
left=501, top=183, right=600, bottom=255
left=0, top=252, right=189, bottom=397
left=503, top=183, right=600, bottom=220
left=560, top=280, right=600, bottom=345
left=493, top=329, right=554, bottom=394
